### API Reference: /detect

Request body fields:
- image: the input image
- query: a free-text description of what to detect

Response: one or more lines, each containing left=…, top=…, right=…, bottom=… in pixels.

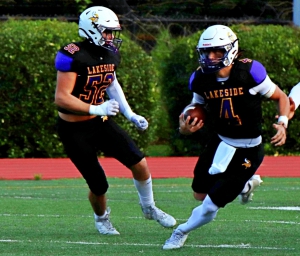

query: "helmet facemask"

left=93, top=26, right=122, bottom=52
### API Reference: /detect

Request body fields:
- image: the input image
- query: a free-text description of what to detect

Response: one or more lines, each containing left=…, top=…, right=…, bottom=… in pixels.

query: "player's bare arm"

left=55, top=71, right=91, bottom=114
left=275, top=97, right=295, bottom=120
left=287, top=82, right=300, bottom=119
left=269, top=86, right=289, bottom=146
left=278, top=97, right=296, bottom=119
left=288, top=97, right=296, bottom=120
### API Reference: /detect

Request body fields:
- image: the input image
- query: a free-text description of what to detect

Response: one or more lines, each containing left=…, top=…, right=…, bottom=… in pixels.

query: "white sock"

left=177, top=195, right=219, bottom=233
left=241, top=180, right=252, bottom=193
left=94, top=211, right=107, bottom=220
left=133, top=177, right=154, bottom=207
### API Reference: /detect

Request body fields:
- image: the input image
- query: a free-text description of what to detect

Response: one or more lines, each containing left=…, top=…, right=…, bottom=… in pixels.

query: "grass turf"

left=0, top=177, right=299, bottom=255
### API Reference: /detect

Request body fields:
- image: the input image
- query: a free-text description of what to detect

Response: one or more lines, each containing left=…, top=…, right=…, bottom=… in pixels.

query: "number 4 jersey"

left=54, top=39, right=121, bottom=114
left=189, top=58, right=274, bottom=139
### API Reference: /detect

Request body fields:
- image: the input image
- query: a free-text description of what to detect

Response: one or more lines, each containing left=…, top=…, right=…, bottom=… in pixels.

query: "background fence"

left=0, top=0, right=294, bottom=52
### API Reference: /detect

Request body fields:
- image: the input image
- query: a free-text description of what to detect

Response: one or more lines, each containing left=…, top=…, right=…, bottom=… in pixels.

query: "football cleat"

left=142, top=205, right=176, bottom=228
left=163, top=229, right=188, bottom=250
left=94, top=207, right=120, bottom=235
left=239, top=175, right=263, bottom=204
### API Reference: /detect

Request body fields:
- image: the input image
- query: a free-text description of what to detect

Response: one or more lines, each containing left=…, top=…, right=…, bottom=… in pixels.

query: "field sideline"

left=0, top=156, right=300, bottom=180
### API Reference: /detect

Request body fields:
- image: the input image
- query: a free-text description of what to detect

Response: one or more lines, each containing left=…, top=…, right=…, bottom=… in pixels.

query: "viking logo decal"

left=242, top=158, right=251, bottom=169
left=102, top=116, right=108, bottom=122
left=89, top=13, right=99, bottom=23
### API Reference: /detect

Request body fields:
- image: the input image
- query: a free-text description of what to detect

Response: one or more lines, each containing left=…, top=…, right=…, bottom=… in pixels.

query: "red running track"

left=0, top=156, right=299, bottom=180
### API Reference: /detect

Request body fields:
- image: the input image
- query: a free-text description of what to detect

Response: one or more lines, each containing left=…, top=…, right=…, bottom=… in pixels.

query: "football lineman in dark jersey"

left=54, top=6, right=176, bottom=235
left=163, top=25, right=289, bottom=250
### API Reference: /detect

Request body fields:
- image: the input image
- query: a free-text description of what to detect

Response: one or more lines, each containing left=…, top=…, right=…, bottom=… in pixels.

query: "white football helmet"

left=196, top=25, right=239, bottom=73
left=79, top=6, right=122, bottom=51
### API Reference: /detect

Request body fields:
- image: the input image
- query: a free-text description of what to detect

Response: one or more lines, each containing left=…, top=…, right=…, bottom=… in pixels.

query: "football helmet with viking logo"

left=79, top=6, right=122, bottom=51
left=196, top=25, right=239, bottom=73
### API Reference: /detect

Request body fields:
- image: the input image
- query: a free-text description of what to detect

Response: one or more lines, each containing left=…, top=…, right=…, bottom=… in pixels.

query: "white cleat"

left=142, top=205, right=176, bottom=228
left=163, top=229, right=188, bottom=250
left=239, top=175, right=263, bottom=204
left=94, top=207, right=120, bottom=235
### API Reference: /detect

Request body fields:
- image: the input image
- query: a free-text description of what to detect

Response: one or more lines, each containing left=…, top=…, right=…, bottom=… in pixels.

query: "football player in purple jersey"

left=54, top=6, right=176, bottom=235
left=163, top=25, right=289, bottom=250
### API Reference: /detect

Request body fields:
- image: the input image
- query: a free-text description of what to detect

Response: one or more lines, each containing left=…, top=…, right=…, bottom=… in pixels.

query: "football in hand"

left=183, top=103, right=207, bottom=124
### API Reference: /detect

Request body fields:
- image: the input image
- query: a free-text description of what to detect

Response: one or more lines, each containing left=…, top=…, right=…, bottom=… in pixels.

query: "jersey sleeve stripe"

left=55, top=52, right=73, bottom=72
left=250, top=60, right=267, bottom=84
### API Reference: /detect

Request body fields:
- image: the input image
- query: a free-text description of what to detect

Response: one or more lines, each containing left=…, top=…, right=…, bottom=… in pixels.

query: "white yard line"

left=0, top=239, right=294, bottom=251
left=248, top=206, right=300, bottom=211
left=1, top=212, right=300, bottom=225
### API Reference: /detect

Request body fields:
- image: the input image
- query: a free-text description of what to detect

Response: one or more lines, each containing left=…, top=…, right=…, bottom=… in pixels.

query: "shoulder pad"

left=236, top=58, right=267, bottom=84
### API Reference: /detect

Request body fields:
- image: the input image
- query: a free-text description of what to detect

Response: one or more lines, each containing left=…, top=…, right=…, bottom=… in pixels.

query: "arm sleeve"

left=106, top=73, right=135, bottom=120
left=289, top=82, right=300, bottom=110
left=248, top=75, right=277, bottom=98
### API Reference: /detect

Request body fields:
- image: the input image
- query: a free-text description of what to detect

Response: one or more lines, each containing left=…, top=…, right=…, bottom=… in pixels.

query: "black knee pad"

left=87, top=178, right=109, bottom=196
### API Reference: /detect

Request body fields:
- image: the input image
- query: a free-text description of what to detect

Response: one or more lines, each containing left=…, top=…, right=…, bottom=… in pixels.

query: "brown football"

left=183, top=103, right=206, bottom=124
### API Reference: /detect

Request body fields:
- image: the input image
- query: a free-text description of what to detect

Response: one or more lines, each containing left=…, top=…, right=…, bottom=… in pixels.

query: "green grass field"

left=0, top=177, right=299, bottom=256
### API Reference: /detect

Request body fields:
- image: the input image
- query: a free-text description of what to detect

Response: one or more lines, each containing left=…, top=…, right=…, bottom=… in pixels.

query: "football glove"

left=89, top=99, right=119, bottom=116
left=131, top=114, right=148, bottom=131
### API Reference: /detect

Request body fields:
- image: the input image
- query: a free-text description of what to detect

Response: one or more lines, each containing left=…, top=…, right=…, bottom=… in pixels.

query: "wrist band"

left=278, top=115, right=288, bottom=128
left=89, top=105, right=97, bottom=115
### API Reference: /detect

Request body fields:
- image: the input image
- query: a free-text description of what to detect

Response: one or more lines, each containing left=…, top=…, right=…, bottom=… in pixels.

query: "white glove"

left=131, top=114, right=148, bottom=131
left=89, top=99, right=119, bottom=116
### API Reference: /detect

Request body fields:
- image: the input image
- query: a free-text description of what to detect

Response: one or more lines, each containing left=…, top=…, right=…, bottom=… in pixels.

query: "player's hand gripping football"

left=131, top=114, right=148, bottom=131
left=178, top=113, right=204, bottom=135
